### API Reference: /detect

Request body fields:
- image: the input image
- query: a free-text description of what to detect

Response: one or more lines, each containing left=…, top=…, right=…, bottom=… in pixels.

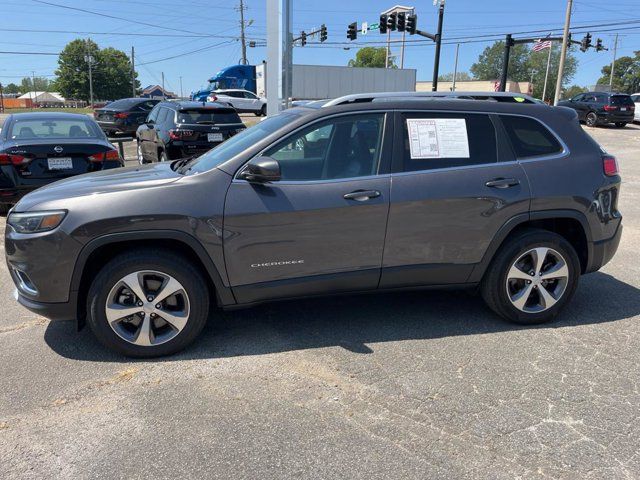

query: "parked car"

left=0, top=112, right=124, bottom=215
left=206, top=89, right=267, bottom=116
left=94, top=98, right=160, bottom=136
left=136, top=101, right=245, bottom=164
left=557, top=92, right=635, bottom=128
left=631, top=93, right=640, bottom=123
left=6, top=94, right=622, bottom=357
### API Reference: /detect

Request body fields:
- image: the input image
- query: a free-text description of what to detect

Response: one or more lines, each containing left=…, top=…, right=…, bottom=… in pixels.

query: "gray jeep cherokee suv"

left=5, top=95, right=622, bottom=357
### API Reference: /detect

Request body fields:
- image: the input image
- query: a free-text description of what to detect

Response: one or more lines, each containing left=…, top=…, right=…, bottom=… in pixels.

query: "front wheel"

left=481, top=229, right=581, bottom=325
left=87, top=249, right=210, bottom=357
left=585, top=112, right=598, bottom=127
left=614, top=122, right=627, bottom=128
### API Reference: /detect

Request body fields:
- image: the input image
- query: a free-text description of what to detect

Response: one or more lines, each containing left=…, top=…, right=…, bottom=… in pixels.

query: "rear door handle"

left=485, top=178, right=520, bottom=189
left=343, top=190, right=381, bottom=201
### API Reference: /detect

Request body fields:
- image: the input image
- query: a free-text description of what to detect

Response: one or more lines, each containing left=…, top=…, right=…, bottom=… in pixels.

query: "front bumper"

left=14, top=289, right=77, bottom=321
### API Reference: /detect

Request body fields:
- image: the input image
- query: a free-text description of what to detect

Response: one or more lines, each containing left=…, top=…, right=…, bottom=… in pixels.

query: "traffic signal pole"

left=553, top=0, right=573, bottom=105
left=431, top=0, right=445, bottom=92
left=499, top=34, right=513, bottom=92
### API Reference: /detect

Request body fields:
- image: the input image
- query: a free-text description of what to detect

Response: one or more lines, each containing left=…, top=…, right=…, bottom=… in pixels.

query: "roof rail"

left=323, top=91, right=542, bottom=107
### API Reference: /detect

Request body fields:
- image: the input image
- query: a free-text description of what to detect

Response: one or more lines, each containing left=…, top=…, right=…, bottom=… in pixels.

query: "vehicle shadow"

left=44, top=272, right=640, bottom=363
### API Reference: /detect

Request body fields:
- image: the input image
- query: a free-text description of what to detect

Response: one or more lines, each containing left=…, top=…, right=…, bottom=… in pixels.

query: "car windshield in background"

left=177, top=109, right=241, bottom=125
left=8, top=118, right=102, bottom=140
left=610, top=95, right=634, bottom=106
left=187, top=111, right=302, bottom=174
left=104, top=98, right=142, bottom=110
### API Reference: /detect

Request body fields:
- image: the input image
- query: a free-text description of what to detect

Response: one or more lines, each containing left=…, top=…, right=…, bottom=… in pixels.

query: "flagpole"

left=542, top=43, right=553, bottom=103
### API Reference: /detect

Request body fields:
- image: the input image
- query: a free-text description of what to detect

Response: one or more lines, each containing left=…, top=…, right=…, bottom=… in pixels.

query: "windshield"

left=177, top=109, right=242, bottom=125
left=8, top=117, right=103, bottom=140
left=187, top=112, right=302, bottom=174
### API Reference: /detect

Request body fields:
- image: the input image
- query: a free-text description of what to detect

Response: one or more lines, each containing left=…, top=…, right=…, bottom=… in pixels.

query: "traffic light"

left=347, top=22, right=357, bottom=41
left=406, top=14, right=417, bottom=35
left=397, top=12, right=406, bottom=32
left=320, top=24, right=327, bottom=43
left=580, top=33, right=592, bottom=52
left=595, top=38, right=604, bottom=51
left=379, top=14, right=388, bottom=34
left=387, top=12, right=397, bottom=31
left=300, top=31, right=307, bottom=47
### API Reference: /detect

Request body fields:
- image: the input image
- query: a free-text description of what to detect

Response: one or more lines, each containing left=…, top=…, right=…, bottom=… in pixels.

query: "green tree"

left=3, top=83, right=21, bottom=94
left=470, top=42, right=530, bottom=81
left=55, top=39, right=140, bottom=102
left=470, top=41, right=578, bottom=102
left=438, top=71, right=473, bottom=82
left=596, top=51, right=640, bottom=94
left=348, top=47, right=396, bottom=68
left=20, top=76, right=52, bottom=92
left=563, top=85, right=586, bottom=99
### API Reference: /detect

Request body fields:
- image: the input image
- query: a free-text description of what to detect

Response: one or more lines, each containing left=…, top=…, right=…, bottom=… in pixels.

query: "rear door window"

left=501, top=115, right=563, bottom=159
left=177, top=109, right=242, bottom=124
left=399, top=112, right=497, bottom=172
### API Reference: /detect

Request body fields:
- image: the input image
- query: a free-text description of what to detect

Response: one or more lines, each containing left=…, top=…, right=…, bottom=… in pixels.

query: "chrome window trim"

left=233, top=110, right=390, bottom=183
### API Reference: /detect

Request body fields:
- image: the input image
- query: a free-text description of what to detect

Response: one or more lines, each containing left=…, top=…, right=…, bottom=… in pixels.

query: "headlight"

left=8, top=210, right=67, bottom=233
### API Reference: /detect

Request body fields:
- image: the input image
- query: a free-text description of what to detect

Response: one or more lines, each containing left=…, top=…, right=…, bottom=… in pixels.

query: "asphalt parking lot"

left=1, top=120, right=639, bottom=479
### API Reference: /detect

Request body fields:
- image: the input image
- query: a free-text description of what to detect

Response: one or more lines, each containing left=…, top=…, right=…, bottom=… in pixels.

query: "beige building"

left=416, top=80, right=533, bottom=95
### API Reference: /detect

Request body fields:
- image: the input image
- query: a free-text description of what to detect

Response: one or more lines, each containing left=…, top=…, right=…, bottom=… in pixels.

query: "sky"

left=0, top=0, right=638, bottom=96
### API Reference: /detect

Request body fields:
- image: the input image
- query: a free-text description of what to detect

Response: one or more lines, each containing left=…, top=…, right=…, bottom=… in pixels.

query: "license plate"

left=47, top=157, right=73, bottom=170
left=207, top=133, right=223, bottom=142
left=620, top=107, right=627, bottom=111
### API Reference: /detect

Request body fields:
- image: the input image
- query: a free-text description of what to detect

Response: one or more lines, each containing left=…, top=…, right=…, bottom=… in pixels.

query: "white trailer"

left=256, top=64, right=416, bottom=101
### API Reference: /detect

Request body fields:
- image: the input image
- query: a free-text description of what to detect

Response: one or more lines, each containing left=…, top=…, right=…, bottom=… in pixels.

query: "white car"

left=632, top=93, right=640, bottom=122
left=206, top=89, right=266, bottom=116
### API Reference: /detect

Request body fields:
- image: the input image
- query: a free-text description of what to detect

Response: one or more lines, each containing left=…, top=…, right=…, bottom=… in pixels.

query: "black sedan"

left=94, top=98, right=159, bottom=136
left=0, top=112, right=124, bottom=214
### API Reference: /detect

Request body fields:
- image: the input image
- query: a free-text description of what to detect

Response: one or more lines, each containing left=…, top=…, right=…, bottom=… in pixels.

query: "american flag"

left=533, top=39, right=553, bottom=52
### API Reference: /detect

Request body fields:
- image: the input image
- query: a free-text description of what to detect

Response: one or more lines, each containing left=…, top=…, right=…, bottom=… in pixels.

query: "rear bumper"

left=15, top=289, right=77, bottom=321
left=599, top=112, right=634, bottom=123
left=587, top=223, right=623, bottom=273
left=97, top=121, right=137, bottom=134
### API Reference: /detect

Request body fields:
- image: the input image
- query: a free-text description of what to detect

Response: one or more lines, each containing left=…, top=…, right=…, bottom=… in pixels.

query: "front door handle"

left=485, top=178, right=520, bottom=189
left=343, top=190, right=381, bottom=201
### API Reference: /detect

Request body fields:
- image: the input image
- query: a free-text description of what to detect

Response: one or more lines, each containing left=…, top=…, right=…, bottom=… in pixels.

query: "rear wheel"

left=87, top=249, right=210, bottom=357
left=585, top=112, right=598, bottom=127
left=259, top=105, right=266, bottom=116
left=481, top=229, right=580, bottom=325
left=614, top=122, right=627, bottom=128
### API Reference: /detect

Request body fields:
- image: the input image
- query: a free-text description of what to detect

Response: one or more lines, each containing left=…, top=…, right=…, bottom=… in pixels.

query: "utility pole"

left=0, top=82, right=4, bottom=114
left=131, top=46, right=136, bottom=97
left=553, top=0, right=573, bottom=105
left=452, top=43, right=460, bottom=91
left=542, top=43, right=554, bottom=103
left=431, top=0, right=446, bottom=92
left=85, top=39, right=94, bottom=108
left=609, top=33, right=618, bottom=90
left=31, top=70, right=36, bottom=109
left=161, top=72, right=165, bottom=99
left=238, top=0, right=248, bottom=65
left=180, top=76, right=184, bottom=99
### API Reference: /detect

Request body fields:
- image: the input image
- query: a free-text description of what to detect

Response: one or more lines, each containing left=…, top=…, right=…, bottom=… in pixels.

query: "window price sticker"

left=407, top=118, right=470, bottom=159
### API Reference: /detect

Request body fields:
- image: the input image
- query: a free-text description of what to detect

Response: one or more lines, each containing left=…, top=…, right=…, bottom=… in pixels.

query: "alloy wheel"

left=505, top=247, right=569, bottom=314
left=586, top=112, right=597, bottom=127
left=105, top=270, right=190, bottom=346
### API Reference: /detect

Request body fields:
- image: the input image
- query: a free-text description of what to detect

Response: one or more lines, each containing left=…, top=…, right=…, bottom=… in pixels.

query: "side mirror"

left=239, top=156, right=281, bottom=183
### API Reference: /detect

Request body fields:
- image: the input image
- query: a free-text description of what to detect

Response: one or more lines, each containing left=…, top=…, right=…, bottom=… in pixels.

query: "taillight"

left=0, top=153, right=28, bottom=165
left=604, top=105, right=618, bottom=112
left=169, top=129, right=194, bottom=140
left=114, top=112, right=129, bottom=119
left=209, top=95, right=218, bottom=102
left=88, top=149, right=121, bottom=162
left=603, top=154, right=619, bottom=177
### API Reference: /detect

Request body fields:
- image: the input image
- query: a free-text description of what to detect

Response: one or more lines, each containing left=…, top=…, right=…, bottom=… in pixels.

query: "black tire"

left=260, top=105, right=266, bottom=116
left=481, top=228, right=581, bottom=325
left=585, top=112, right=598, bottom=127
left=614, top=122, right=627, bottom=128
left=0, top=203, right=9, bottom=216
left=87, top=249, right=210, bottom=357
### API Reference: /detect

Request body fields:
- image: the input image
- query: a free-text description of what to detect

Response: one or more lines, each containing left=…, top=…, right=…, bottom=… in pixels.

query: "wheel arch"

left=468, top=210, right=593, bottom=283
left=71, top=230, right=236, bottom=329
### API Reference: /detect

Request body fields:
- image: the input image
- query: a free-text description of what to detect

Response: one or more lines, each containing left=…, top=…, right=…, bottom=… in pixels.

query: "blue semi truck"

left=192, top=65, right=257, bottom=101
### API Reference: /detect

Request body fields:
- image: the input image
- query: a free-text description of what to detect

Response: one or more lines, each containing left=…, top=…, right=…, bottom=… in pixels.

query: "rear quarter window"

left=501, top=116, right=563, bottom=159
